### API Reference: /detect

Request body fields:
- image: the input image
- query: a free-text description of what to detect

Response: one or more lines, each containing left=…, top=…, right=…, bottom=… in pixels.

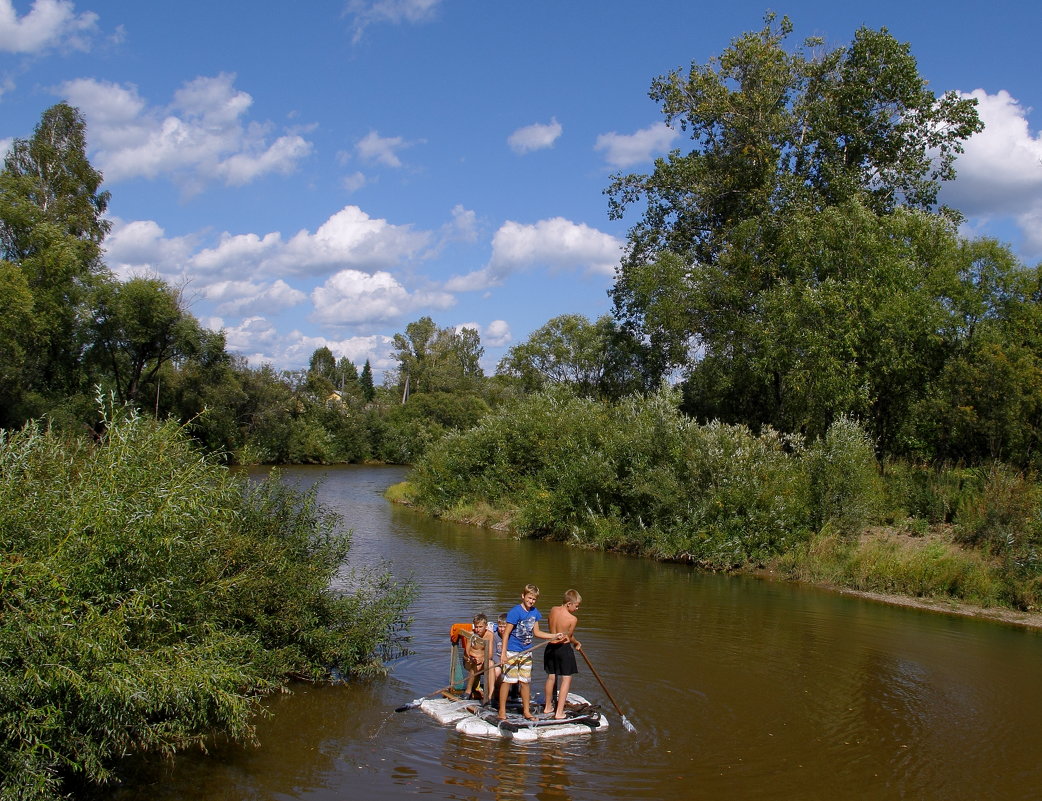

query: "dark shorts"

left=543, top=642, right=578, bottom=676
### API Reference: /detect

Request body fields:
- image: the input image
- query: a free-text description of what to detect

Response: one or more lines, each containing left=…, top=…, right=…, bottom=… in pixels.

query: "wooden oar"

left=395, top=637, right=556, bottom=713
left=580, top=647, right=636, bottom=733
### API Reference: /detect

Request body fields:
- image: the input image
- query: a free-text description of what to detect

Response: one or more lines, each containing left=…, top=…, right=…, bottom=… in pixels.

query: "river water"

left=110, top=465, right=1042, bottom=801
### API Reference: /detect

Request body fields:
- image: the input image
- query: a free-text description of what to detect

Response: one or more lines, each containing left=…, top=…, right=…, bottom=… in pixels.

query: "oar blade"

left=395, top=698, right=424, bottom=713
left=621, top=715, right=637, bottom=734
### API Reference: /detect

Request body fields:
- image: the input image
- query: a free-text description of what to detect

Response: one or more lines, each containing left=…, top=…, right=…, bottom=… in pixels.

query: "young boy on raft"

left=543, top=589, right=582, bottom=719
left=462, top=613, right=495, bottom=701
left=498, top=584, right=563, bottom=721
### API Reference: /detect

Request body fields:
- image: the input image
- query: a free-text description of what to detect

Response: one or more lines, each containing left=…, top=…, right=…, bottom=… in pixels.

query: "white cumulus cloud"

left=508, top=117, right=563, bottom=154
left=102, top=218, right=197, bottom=281
left=59, top=74, right=312, bottom=190
left=208, top=279, right=307, bottom=317
left=943, top=89, right=1042, bottom=256
left=446, top=217, right=623, bottom=291
left=594, top=122, right=678, bottom=168
left=0, top=0, right=97, bottom=53
left=311, top=268, right=454, bottom=326
left=483, top=319, right=512, bottom=347
left=189, top=205, right=431, bottom=280
left=356, top=129, right=415, bottom=167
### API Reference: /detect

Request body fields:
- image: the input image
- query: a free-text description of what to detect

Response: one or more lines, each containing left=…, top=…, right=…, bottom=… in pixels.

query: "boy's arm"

left=499, top=623, right=513, bottom=660
left=482, top=630, right=494, bottom=665
left=533, top=621, right=565, bottom=641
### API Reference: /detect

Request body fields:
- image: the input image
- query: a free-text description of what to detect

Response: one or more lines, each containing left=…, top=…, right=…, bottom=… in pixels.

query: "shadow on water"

left=107, top=465, right=1042, bottom=801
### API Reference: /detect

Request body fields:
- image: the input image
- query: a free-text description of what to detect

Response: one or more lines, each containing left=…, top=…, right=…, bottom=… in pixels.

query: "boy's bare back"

left=547, top=603, right=577, bottom=639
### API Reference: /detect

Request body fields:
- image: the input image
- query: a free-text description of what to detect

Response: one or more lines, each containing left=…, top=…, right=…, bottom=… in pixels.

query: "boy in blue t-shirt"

left=498, top=583, right=562, bottom=720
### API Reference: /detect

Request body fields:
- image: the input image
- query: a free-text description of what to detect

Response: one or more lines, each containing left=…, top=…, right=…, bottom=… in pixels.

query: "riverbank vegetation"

left=393, top=388, right=1042, bottom=610
left=0, top=403, right=414, bottom=801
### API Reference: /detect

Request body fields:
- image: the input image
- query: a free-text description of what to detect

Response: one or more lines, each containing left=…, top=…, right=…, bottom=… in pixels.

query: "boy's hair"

left=522, top=583, right=540, bottom=597
left=473, top=613, right=488, bottom=625
left=498, top=613, right=507, bottom=622
left=563, top=589, right=581, bottom=605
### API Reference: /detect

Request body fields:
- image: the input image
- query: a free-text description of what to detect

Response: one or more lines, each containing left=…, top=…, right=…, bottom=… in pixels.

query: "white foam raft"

left=419, top=693, right=608, bottom=742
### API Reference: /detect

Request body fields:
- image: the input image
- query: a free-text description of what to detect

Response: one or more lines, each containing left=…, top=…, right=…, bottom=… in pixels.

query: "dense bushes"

left=412, top=388, right=881, bottom=568
left=0, top=403, right=413, bottom=801
left=408, top=387, right=1042, bottom=608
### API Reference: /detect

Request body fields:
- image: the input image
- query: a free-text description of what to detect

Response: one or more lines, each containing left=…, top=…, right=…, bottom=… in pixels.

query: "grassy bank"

left=390, top=388, right=1042, bottom=616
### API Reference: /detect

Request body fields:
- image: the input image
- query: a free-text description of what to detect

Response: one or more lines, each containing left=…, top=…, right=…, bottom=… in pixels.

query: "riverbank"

left=387, top=482, right=1042, bottom=632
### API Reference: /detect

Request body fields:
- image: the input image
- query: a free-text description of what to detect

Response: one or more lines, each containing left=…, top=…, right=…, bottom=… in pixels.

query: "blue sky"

left=2, top=1, right=1041, bottom=377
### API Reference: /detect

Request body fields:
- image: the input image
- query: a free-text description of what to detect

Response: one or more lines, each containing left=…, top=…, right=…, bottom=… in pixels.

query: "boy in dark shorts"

left=542, top=589, right=582, bottom=719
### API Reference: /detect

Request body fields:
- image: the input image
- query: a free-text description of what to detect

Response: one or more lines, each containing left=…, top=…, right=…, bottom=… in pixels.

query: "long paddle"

left=579, top=647, right=636, bottom=733
left=395, top=636, right=556, bottom=713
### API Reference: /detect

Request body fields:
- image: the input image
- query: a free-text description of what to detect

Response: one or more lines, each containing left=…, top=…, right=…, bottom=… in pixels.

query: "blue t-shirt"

left=505, top=603, right=541, bottom=651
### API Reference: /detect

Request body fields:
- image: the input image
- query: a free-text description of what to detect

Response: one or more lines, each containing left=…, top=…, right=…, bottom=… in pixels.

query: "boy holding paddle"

left=498, top=584, right=563, bottom=721
left=542, top=589, right=582, bottom=719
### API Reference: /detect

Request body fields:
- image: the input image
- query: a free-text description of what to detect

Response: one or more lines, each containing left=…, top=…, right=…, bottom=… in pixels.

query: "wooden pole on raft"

left=579, top=647, right=637, bottom=733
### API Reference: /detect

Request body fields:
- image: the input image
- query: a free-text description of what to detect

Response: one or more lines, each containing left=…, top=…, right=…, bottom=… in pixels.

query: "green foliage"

left=0, top=104, right=112, bottom=416
left=608, top=14, right=981, bottom=271
left=806, top=415, right=885, bottom=534
left=412, top=387, right=817, bottom=568
left=392, top=317, right=485, bottom=396
left=0, top=401, right=413, bottom=800
left=601, top=16, right=1042, bottom=472
left=88, top=277, right=205, bottom=404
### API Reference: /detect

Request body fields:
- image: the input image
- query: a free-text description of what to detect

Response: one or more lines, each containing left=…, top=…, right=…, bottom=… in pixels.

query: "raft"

left=420, top=622, right=609, bottom=741
left=419, top=692, right=608, bottom=742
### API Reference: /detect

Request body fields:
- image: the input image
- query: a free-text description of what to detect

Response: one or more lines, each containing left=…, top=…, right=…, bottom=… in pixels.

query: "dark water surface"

left=110, top=465, right=1042, bottom=801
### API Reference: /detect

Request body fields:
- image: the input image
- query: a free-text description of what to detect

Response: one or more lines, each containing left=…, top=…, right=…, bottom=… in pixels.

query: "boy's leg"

left=553, top=675, right=573, bottom=719
left=543, top=674, right=556, bottom=715
left=520, top=680, right=533, bottom=719
left=498, top=678, right=510, bottom=719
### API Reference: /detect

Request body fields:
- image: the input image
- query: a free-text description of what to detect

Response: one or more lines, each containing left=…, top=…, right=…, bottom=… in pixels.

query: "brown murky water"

left=109, top=465, right=1042, bottom=801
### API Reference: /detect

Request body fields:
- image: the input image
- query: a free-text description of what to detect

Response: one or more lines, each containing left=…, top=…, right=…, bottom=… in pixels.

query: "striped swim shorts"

left=500, top=650, right=533, bottom=684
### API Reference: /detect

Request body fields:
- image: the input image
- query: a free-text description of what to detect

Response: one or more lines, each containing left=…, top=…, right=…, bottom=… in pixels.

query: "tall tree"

left=359, top=359, right=375, bottom=402
left=498, top=314, right=617, bottom=397
left=391, top=317, right=485, bottom=398
left=88, top=277, right=204, bottom=405
left=608, top=15, right=982, bottom=386
left=0, top=103, right=112, bottom=407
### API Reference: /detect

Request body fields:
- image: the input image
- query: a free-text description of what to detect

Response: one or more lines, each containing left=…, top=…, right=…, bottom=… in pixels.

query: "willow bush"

left=0, top=403, right=413, bottom=801
left=412, top=387, right=886, bottom=567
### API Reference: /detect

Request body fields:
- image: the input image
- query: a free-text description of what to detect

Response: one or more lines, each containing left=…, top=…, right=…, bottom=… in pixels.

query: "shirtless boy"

left=462, top=613, right=495, bottom=701
left=499, top=584, right=562, bottom=720
left=543, top=589, right=582, bottom=719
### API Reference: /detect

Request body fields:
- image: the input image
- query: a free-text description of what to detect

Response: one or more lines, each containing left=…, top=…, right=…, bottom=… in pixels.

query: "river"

left=109, top=464, right=1042, bottom=801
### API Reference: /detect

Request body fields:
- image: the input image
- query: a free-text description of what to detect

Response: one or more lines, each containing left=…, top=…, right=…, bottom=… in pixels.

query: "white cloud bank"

left=59, top=73, right=312, bottom=191
left=311, top=269, right=454, bottom=326
left=189, top=205, right=431, bottom=280
left=943, top=89, right=1042, bottom=256
left=508, top=117, right=563, bottom=154
left=0, top=0, right=97, bottom=53
left=446, top=217, right=623, bottom=291
left=594, top=122, right=678, bottom=168
left=105, top=205, right=455, bottom=342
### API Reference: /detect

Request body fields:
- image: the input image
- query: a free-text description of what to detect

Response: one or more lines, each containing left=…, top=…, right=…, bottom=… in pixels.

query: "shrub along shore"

left=389, top=388, right=1042, bottom=627
left=0, top=403, right=414, bottom=801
